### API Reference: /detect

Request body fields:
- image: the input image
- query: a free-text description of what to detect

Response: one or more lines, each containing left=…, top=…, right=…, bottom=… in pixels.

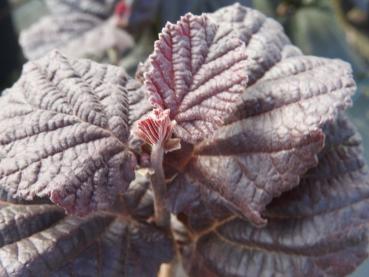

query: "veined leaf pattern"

left=0, top=193, right=173, bottom=277
left=145, top=13, right=248, bottom=144
left=166, top=4, right=356, bottom=226
left=179, top=115, right=369, bottom=277
left=0, top=51, right=136, bottom=215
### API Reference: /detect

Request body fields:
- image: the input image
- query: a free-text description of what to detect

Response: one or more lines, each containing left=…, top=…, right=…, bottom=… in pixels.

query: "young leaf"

left=0, top=202, right=173, bottom=276
left=144, top=13, right=248, bottom=144
left=165, top=4, right=356, bottom=226
left=178, top=115, right=369, bottom=277
left=136, top=108, right=180, bottom=153
left=0, top=51, right=136, bottom=215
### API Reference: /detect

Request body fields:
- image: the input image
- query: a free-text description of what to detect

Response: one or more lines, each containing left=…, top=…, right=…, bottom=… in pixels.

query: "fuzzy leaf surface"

left=179, top=115, right=369, bottom=277
left=145, top=13, right=248, bottom=144
left=0, top=51, right=136, bottom=215
left=166, top=4, right=356, bottom=226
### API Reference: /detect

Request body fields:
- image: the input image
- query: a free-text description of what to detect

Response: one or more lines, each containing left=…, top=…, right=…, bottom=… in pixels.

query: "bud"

left=135, top=108, right=181, bottom=153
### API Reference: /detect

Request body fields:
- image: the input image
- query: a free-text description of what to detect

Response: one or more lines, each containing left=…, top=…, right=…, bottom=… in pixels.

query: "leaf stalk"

left=150, top=143, right=170, bottom=229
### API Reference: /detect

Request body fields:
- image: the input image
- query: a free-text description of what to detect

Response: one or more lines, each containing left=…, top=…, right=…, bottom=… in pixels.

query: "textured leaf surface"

left=0, top=202, right=173, bottom=277
left=20, top=14, right=133, bottom=61
left=46, top=0, right=118, bottom=19
left=145, top=13, right=248, bottom=144
left=166, top=4, right=356, bottom=226
left=0, top=51, right=136, bottom=215
left=128, top=78, right=152, bottom=127
left=179, top=115, right=369, bottom=277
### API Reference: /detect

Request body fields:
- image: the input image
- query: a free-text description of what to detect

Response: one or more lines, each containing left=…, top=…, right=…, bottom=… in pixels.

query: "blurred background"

left=0, top=0, right=368, bottom=275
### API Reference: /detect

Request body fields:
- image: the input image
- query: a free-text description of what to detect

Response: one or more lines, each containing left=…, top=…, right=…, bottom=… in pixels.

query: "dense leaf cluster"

left=0, top=3, right=368, bottom=277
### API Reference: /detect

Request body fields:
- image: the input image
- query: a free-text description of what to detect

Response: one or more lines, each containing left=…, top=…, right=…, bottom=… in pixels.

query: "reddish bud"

left=135, top=109, right=180, bottom=153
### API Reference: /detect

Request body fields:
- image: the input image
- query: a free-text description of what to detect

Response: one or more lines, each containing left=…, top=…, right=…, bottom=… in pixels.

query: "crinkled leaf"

left=128, top=79, right=152, bottom=128
left=46, top=0, right=118, bottom=19
left=179, top=115, right=369, bottom=277
left=20, top=14, right=133, bottom=61
left=145, top=13, right=248, bottom=144
left=127, top=78, right=153, bottom=153
left=0, top=51, right=136, bottom=215
left=0, top=202, right=173, bottom=277
left=166, top=4, right=356, bottom=226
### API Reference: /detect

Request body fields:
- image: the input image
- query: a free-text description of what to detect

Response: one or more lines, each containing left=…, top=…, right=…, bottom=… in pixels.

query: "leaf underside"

left=145, top=13, right=249, bottom=144
left=0, top=51, right=136, bottom=215
left=167, top=4, right=356, bottom=226
left=178, top=115, right=369, bottom=277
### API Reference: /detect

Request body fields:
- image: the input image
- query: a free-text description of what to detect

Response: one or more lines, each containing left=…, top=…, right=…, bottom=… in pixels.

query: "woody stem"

left=150, top=143, right=170, bottom=229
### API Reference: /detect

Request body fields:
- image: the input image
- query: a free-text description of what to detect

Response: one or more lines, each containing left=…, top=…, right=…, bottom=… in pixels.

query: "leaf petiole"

left=150, top=143, right=170, bottom=229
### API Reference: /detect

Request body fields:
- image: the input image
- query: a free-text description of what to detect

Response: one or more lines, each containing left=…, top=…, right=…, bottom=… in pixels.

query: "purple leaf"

left=178, top=115, right=369, bottom=276
left=128, top=78, right=152, bottom=127
left=0, top=202, right=173, bottom=276
left=165, top=4, right=356, bottom=226
left=144, top=13, right=248, bottom=144
left=0, top=51, right=136, bottom=215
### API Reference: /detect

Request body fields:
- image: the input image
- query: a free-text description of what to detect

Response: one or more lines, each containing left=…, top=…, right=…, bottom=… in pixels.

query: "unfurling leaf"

left=178, top=115, right=369, bottom=277
left=165, top=4, right=356, bottom=226
left=0, top=51, right=137, bottom=215
left=135, top=109, right=180, bottom=153
left=0, top=201, right=173, bottom=276
left=144, top=12, right=248, bottom=144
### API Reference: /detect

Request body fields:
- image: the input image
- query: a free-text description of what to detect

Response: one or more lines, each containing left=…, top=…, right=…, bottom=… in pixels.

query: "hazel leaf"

left=179, top=115, right=369, bottom=277
left=144, top=12, right=248, bottom=144
left=0, top=202, right=173, bottom=277
left=166, top=4, right=356, bottom=226
left=0, top=51, right=136, bottom=215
